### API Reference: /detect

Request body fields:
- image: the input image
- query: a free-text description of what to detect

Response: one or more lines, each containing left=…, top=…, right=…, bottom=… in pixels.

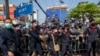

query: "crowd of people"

left=0, top=16, right=100, bottom=56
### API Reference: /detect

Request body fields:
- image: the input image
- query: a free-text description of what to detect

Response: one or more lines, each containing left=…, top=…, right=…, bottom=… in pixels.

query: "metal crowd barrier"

left=70, top=34, right=100, bottom=54
left=20, top=33, right=100, bottom=53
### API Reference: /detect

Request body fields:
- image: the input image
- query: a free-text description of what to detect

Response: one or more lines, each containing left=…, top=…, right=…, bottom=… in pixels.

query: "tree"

left=69, top=2, right=100, bottom=18
left=95, top=18, right=100, bottom=24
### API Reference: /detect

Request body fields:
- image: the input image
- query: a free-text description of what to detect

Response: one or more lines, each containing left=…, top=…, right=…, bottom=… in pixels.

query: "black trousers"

left=14, top=48, right=23, bottom=56
left=61, top=43, right=73, bottom=56
left=48, top=45, right=59, bottom=56
left=87, top=41, right=96, bottom=56
left=29, top=41, right=43, bottom=56
left=0, top=45, right=8, bottom=56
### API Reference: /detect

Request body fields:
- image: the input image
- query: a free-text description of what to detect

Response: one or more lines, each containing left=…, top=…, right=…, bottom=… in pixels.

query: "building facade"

left=0, top=4, right=16, bottom=21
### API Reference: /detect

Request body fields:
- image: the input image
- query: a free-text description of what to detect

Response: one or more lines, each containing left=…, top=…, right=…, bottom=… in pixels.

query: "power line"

left=34, top=0, right=47, bottom=16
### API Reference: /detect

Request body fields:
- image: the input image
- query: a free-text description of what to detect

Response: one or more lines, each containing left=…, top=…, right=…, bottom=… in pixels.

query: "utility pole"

left=36, top=9, right=39, bottom=24
left=4, top=0, right=10, bottom=19
left=29, top=0, right=34, bottom=21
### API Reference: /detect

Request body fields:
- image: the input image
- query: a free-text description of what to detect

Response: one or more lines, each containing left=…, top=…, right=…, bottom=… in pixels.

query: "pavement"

left=0, top=52, right=100, bottom=56
left=22, top=53, right=100, bottom=56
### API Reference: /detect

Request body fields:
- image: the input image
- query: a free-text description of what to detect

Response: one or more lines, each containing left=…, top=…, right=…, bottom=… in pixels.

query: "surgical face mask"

left=12, top=21, right=18, bottom=25
left=54, top=29, right=58, bottom=33
left=5, top=23, right=12, bottom=29
left=34, top=23, right=37, bottom=26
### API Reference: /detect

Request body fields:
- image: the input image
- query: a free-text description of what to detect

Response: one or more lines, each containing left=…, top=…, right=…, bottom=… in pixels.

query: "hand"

left=39, top=35, right=43, bottom=38
left=82, top=39, right=85, bottom=43
left=80, top=32, right=83, bottom=34
left=39, top=35, right=45, bottom=39
left=45, top=35, right=48, bottom=38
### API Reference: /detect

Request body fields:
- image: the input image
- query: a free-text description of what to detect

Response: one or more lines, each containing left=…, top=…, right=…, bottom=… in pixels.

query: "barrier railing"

left=70, top=35, right=100, bottom=54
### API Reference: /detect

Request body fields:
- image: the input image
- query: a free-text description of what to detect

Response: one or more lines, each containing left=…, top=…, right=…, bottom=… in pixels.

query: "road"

left=22, top=53, right=100, bottom=56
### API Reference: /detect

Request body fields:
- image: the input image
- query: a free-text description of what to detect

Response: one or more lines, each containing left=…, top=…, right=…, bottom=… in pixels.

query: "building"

left=0, top=4, right=16, bottom=21
left=46, top=4, right=68, bottom=23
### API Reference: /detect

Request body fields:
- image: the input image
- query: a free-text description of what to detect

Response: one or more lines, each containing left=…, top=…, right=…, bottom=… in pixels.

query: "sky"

left=0, top=0, right=100, bottom=24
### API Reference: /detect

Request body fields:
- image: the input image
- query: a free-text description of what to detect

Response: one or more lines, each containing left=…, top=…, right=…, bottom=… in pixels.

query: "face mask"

left=54, top=30, right=58, bottom=33
left=5, top=23, right=12, bottom=29
left=12, top=21, right=18, bottom=25
left=34, top=23, right=37, bottom=26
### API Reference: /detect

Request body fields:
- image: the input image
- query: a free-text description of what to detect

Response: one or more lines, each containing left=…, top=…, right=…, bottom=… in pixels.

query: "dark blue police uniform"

left=0, top=28, right=21, bottom=56
left=61, top=31, right=80, bottom=56
left=29, top=29, right=43, bottom=56
left=47, top=34, right=60, bottom=56
left=0, top=35, right=8, bottom=56
left=84, top=27, right=100, bottom=56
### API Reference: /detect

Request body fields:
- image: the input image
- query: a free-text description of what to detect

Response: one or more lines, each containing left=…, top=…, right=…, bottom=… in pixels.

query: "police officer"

left=47, top=26, right=60, bottom=56
left=84, top=22, right=100, bottom=56
left=61, top=25, right=81, bottom=56
left=29, top=20, right=43, bottom=56
left=13, top=22, right=23, bottom=56
left=0, top=35, right=7, bottom=56
left=0, top=19, right=21, bottom=56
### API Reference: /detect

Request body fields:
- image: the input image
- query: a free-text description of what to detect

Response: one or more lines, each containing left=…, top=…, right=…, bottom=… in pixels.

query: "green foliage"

left=69, top=2, right=100, bottom=18
left=94, top=18, right=100, bottom=24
